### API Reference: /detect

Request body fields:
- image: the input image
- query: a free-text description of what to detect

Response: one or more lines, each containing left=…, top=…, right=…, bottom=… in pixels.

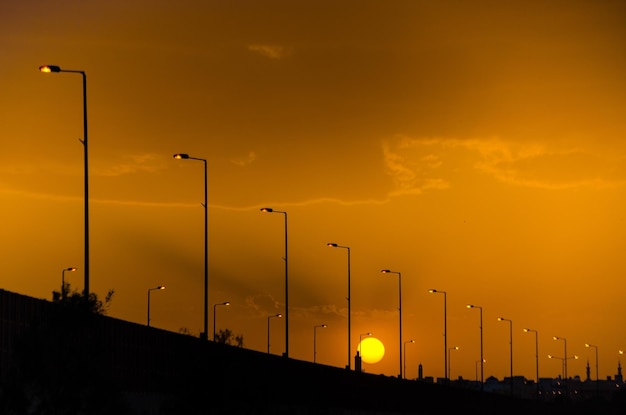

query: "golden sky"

left=2, top=0, right=625, bottom=382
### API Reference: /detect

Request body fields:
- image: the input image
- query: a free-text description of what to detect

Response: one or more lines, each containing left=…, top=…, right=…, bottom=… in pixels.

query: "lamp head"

left=173, top=153, right=190, bottom=159
left=223, top=301, right=230, bottom=306
left=157, top=286, right=166, bottom=290
left=277, top=313, right=282, bottom=318
left=429, top=289, right=437, bottom=293
left=327, top=243, right=338, bottom=247
left=322, top=324, right=327, bottom=328
left=381, top=269, right=391, bottom=273
left=39, top=65, right=61, bottom=73
left=260, top=207, right=274, bottom=213
left=64, top=267, right=77, bottom=272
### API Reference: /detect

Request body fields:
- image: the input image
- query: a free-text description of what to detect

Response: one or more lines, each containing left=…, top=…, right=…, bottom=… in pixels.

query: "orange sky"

left=2, top=0, right=626, bottom=382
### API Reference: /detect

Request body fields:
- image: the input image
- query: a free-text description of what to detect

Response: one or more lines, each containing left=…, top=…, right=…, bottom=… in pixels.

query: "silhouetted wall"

left=0, top=289, right=621, bottom=414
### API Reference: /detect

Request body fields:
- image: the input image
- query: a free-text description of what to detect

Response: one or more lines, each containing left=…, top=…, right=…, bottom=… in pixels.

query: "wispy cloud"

left=248, top=44, right=285, bottom=59
left=96, top=153, right=164, bottom=177
left=230, top=151, right=256, bottom=166
left=383, top=136, right=626, bottom=193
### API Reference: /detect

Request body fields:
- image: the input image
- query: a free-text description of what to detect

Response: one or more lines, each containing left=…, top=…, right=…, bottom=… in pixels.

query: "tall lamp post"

left=40, top=65, right=89, bottom=300
left=523, top=328, right=540, bottom=397
left=358, top=332, right=372, bottom=359
left=313, top=324, right=327, bottom=363
left=467, top=304, right=484, bottom=391
left=381, top=269, right=402, bottom=378
left=429, top=289, right=447, bottom=382
left=548, top=352, right=578, bottom=395
left=327, top=243, right=351, bottom=369
left=61, top=267, right=77, bottom=300
left=173, top=153, right=208, bottom=340
left=448, top=346, right=459, bottom=380
left=553, top=336, right=569, bottom=395
left=213, top=301, right=230, bottom=341
left=403, top=339, right=415, bottom=379
left=267, top=313, right=282, bottom=354
left=147, top=286, right=165, bottom=327
left=498, top=317, right=514, bottom=395
left=585, top=343, right=599, bottom=396
left=261, top=208, right=289, bottom=358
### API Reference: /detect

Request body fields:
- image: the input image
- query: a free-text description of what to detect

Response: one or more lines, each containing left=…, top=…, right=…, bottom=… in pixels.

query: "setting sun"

left=358, top=337, right=385, bottom=364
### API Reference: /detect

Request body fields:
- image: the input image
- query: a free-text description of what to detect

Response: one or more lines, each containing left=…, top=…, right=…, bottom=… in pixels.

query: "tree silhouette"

left=52, top=282, right=114, bottom=314
left=0, top=284, right=130, bottom=413
left=215, top=328, right=244, bottom=347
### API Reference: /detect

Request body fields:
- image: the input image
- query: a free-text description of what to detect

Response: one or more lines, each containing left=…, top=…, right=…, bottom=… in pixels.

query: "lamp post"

left=313, top=324, right=327, bottom=363
left=553, top=336, right=572, bottom=396
left=213, top=301, right=230, bottom=341
left=403, top=339, right=415, bottom=379
left=173, top=153, right=208, bottom=340
left=381, top=269, right=402, bottom=378
left=448, top=346, right=459, bottom=380
left=267, top=313, right=282, bottom=354
left=359, top=332, right=372, bottom=360
left=467, top=304, right=484, bottom=391
left=61, top=267, right=77, bottom=300
left=327, top=243, right=351, bottom=369
left=548, top=353, right=579, bottom=394
left=498, top=317, right=513, bottom=395
left=261, top=208, right=289, bottom=358
left=429, top=289, right=447, bottom=382
left=40, top=65, right=89, bottom=300
left=585, top=343, right=599, bottom=396
left=359, top=332, right=372, bottom=356
left=147, top=286, right=165, bottom=327
left=523, top=328, right=540, bottom=397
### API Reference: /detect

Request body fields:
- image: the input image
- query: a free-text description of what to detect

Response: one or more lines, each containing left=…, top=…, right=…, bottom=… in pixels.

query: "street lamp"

left=523, top=328, right=540, bottom=397
left=173, top=153, right=208, bottom=340
left=429, top=289, right=447, bottom=382
left=147, top=286, right=165, bottom=327
left=213, top=301, right=230, bottom=341
left=448, top=346, right=459, bottom=380
left=403, top=339, right=415, bottom=379
left=327, top=243, right=351, bottom=369
left=313, top=324, right=327, bottom=363
left=61, top=267, right=77, bottom=300
left=585, top=343, right=599, bottom=395
left=261, top=208, right=289, bottom=358
left=467, top=304, right=484, bottom=391
left=358, top=332, right=372, bottom=360
left=548, top=353, right=579, bottom=388
left=553, top=336, right=571, bottom=395
left=267, top=313, right=282, bottom=354
left=381, top=269, right=402, bottom=378
left=40, top=65, right=89, bottom=300
left=498, top=317, right=513, bottom=395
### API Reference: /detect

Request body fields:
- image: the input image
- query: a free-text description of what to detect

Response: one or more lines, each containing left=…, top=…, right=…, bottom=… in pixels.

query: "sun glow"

left=358, top=337, right=385, bottom=364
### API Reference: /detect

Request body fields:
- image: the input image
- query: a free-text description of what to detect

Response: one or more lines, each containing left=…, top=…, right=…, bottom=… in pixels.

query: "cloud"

left=96, top=153, right=165, bottom=177
left=382, top=136, right=626, bottom=193
left=247, top=44, right=285, bottom=59
left=230, top=151, right=257, bottom=166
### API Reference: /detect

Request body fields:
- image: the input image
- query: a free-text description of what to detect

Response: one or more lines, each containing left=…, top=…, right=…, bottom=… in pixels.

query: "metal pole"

left=202, top=159, right=208, bottom=340
left=283, top=212, right=288, bottom=358
left=147, top=289, right=151, bottom=327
